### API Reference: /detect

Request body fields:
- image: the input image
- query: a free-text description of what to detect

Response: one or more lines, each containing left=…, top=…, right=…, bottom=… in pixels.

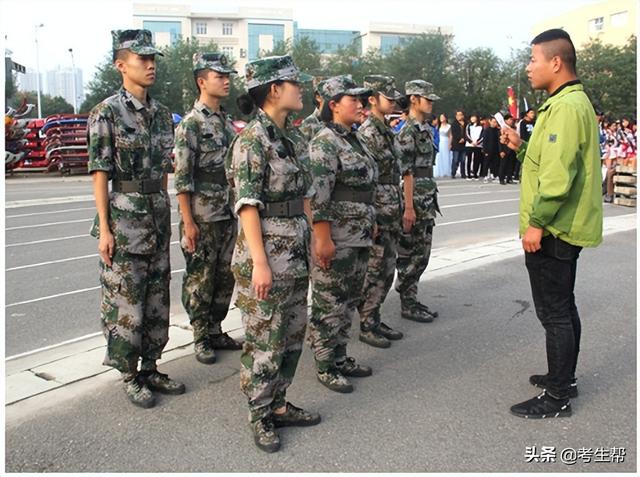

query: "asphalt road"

left=5, top=227, right=636, bottom=472
left=1, top=174, right=558, bottom=357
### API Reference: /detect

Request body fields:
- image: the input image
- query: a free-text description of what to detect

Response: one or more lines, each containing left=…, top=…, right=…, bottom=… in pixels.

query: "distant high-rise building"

left=46, top=66, right=84, bottom=109
left=18, top=68, right=42, bottom=94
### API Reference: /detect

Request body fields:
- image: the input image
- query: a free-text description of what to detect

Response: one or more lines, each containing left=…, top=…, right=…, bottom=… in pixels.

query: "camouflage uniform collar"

left=328, top=121, right=355, bottom=137
left=194, top=100, right=225, bottom=118
left=312, top=108, right=321, bottom=120
left=368, top=114, right=390, bottom=135
left=120, top=86, right=153, bottom=112
left=406, top=115, right=430, bottom=131
left=256, top=108, right=288, bottom=140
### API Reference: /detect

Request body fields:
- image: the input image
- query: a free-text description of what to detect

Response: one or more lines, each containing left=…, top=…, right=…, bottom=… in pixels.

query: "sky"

left=2, top=0, right=601, bottom=92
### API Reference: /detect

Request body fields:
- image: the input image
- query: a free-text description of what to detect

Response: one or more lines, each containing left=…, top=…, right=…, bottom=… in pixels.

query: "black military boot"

left=378, top=322, right=403, bottom=340
left=530, top=374, right=579, bottom=398
left=416, top=302, right=439, bottom=318
left=401, top=297, right=435, bottom=323
left=210, top=332, right=243, bottom=350
left=250, top=417, right=281, bottom=453
left=337, top=356, right=372, bottom=377
left=272, top=402, right=321, bottom=427
left=510, top=390, right=572, bottom=419
left=359, top=329, right=391, bottom=348
left=139, top=369, right=186, bottom=395
left=122, top=373, right=155, bottom=409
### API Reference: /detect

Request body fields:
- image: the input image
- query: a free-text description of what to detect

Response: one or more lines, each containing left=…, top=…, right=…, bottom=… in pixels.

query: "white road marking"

left=6, top=218, right=93, bottom=231
left=6, top=207, right=96, bottom=219
left=438, top=213, right=519, bottom=226
left=440, top=198, right=519, bottom=209
left=6, top=234, right=89, bottom=247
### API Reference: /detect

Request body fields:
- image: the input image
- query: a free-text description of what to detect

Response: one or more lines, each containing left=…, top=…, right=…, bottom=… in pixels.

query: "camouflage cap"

left=111, top=29, right=163, bottom=56
left=318, top=75, right=372, bottom=101
left=363, top=75, right=403, bottom=100
left=244, top=55, right=313, bottom=90
left=405, top=79, right=441, bottom=101
left=192, top=52, right=237, bottom=74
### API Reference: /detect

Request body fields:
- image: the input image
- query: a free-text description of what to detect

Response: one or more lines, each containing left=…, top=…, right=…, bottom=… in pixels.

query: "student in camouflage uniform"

left=174, top=52, right=242, bottom=365
left=88, top=29, right=185, bottom=409
left=225, top=55, right=320, bottom=453
left=395, top=80, right=442, bottom=323
left=357, top=75, right=405, bottom=349
left=298, top=77, right=326, bottom=141
left=307, top=75, right=378, bottom=393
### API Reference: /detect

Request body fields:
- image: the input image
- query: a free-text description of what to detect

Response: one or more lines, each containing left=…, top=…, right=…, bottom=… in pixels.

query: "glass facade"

left=143, top=21, right=182, bottom=44
left=295, top=28, right=361, bottom=53
left=379, top=34, right=412, bottom=54
left=248, top=23, right=285, bottom=59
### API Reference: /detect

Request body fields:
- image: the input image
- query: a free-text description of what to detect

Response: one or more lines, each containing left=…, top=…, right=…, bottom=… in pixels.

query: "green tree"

left=579, top=36, right=637, bottom=119
left=10, top=91, right=74, bottom=117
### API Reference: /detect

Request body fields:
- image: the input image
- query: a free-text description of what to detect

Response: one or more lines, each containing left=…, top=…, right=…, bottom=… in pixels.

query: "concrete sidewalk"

left=6, top=213, right=636, bottom=410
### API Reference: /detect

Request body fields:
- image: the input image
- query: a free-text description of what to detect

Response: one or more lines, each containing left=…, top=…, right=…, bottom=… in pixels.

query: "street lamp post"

left=68, top=48, right=78, bottom=114
left=34, top=23, right=44, bottom=119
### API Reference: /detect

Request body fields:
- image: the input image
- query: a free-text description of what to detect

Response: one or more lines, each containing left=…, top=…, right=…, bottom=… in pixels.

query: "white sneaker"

left=483, top=177, right=489, bottom=183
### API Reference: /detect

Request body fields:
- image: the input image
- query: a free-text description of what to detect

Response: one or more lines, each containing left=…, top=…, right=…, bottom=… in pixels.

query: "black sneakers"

left=272, top=402, right=321, bottom=428
left=529, top=374, right=579, bottom=398
left=359, top=329, right=391, bottom=348
left=378, top=322, right=403, bottom=340
left=510, top=390, right=572, bottom=419
left=337, top=357, right=372, bottom=377
left=250, top=417, right=281, bottom=453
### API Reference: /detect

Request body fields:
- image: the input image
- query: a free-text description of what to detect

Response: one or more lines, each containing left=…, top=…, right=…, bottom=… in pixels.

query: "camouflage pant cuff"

left=315, top=359, right=334, bottom=373
left=249, top=406, right=272, bottom=423
left=139, top=359, right=157, bottom=372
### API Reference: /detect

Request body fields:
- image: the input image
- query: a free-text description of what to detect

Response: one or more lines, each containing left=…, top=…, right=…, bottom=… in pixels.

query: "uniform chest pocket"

left=199, top=136, right=225, bottom=169
left=338, top=150, right=375, bottom=184
left=266, top=157, right=300, bottom=193
left=115, top=136, right=147, bottom=176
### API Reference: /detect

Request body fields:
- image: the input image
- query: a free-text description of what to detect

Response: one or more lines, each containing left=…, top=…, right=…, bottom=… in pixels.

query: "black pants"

left=499, top=154, right=515, bottom=183
left=513, top=160, right=522, bottom=180
left=466, top=147, right=482, bottom=178
left=451, top=150, right=466, bottom=178
left=525, top=235, right=582, bottom=400
left=480, top=152, right=498, bottom=177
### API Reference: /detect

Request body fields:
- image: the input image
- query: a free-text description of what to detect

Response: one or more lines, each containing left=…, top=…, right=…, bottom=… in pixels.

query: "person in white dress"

left=435, top=113, right=452, bottom=177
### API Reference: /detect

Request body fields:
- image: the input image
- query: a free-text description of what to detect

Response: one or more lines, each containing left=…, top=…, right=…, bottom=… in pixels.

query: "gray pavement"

left=5, top=216, right=636, bottom=472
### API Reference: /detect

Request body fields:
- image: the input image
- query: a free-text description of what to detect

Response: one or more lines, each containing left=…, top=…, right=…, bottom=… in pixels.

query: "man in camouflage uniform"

left=357, top=75, right=405, bottom=348
left=88, top=29, right=185, bottom=409
left=395, top=80, right=442, bottom=323
left=226, top=55, right=320, bottom=453
left=298, top=76, right=326, bottom=141
left=174, top=52, right=242, bottom=365
left=307, top=75, right=378, bottom=393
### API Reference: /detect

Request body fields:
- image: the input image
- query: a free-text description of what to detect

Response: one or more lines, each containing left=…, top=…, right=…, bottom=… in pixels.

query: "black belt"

left=414, top=166, right=434, bottom=178
left=378, top=173, right=400, bottom=185
left=112, top=179, right=163, bottom=194
left=194, top=168, right=228, bottom=185
left=331, top=185, right=375, bottom=204
left=261, top=198, right=305, bottom=217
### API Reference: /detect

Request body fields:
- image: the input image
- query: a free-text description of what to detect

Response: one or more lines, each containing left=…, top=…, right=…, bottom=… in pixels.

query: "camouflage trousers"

left=236, top=275, right=309, bottom=423
left=308, top=246, right=370, bottom=372
left=180, top=219, right=237, bottom=341
left=99, top=246, right=171, bottom=374
left=358, top=229, right=399, bottom=331
left=395, top=219, right=434, bottom=309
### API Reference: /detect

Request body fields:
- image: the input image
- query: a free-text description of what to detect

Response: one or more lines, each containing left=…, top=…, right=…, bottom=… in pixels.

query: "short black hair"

left=194, top=69, right=209, bottom=93
left=531, top=28, right=577, bottom=74
left=504, top=113, right=513, bottom=121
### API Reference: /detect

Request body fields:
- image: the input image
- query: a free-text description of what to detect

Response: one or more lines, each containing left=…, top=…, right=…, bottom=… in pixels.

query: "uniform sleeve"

left=87, top=103, right=115, bottom=176
left=173, top=118, right=198, bottom=194
left=529, top=104, right=581, bottom=229
left=309, top=134, right=338, bottom=222
left=231, top=132, right=266, bottom=213
left=396, top=127, right=416, bottom=176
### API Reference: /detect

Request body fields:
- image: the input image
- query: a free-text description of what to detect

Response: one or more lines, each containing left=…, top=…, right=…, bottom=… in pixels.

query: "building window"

left=195, top=22, right=207, bottom=35
left=222, top=46, right=234, bottom=58
left=611, top=11, right=628, bottom=28
left=589, top=17, right=604, bottom=32
left=222, top=23, right=233, bottom=36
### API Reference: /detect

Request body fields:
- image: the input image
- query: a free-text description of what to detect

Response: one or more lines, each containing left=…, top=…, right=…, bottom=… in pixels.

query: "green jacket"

left=517, top=81, right=603, bottom=248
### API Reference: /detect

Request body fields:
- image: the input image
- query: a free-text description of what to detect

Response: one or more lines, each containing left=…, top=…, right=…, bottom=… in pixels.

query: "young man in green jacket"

left=501, top=29, right=603, bottom=419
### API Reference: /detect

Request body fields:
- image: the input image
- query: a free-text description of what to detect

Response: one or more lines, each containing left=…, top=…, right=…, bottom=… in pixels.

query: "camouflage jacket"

left=397, top=115, right=440, bottom=221
left=174, top=101, right=235, bottom=223
left=358, top=114, right=402, bottom=233
left=226, top=108, right=314, bottom=280
left=309, top=122, right=378, bottom=247
left=298, top=109, right=323, bottom=142
left=88, top=87, right=173, bottom=255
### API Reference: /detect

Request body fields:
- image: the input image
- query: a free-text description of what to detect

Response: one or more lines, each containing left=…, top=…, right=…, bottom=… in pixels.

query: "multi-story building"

left=133, top=3, right=452, bottom=71
left=532, top=0, right=637, bottom=48
left=46, top=67, right=84, bottom=109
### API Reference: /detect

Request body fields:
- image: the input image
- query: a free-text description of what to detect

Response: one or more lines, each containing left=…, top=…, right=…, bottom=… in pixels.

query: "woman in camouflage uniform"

left=225, top=55, right=320, bottom=453
left=306, top=75, right=378, bottom=394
